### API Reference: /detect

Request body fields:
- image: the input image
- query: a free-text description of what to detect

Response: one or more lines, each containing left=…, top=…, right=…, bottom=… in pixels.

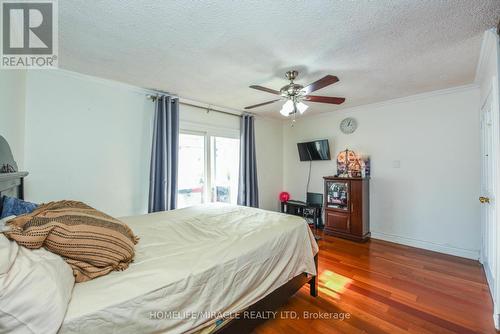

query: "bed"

left=0, top=137, right=319, bottom=334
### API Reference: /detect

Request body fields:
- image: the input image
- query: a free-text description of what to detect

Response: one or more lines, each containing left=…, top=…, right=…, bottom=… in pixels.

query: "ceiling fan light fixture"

left=245, top=70, right=345, bottom=117
left=280, top=100, right=294, bottom=117
left=296, top=102, right=308, bottom=114
left=279, top=108, right=290, bottom=117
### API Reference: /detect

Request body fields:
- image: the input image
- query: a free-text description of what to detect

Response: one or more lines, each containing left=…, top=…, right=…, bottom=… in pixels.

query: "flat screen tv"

left=297, top=139, right=331, bottom=161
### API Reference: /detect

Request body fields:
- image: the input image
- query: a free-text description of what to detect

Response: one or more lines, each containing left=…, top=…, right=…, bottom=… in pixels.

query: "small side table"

left=280, top=200, right=323, bottom=228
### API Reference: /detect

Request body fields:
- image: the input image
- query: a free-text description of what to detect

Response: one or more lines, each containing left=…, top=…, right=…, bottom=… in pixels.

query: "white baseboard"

left=370, top=231, right=480, bottom=260
left=483, top=267, right=499, bottom=331
left=483, top=261, right=495, bottom=296
left=482, top=260, right=500, bottom=331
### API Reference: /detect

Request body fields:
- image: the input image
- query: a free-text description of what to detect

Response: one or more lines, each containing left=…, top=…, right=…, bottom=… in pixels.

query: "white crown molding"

left=33, top=68, right=479, bottom=123
left=371, top=231, right=480, bottom=260
left=39, top=68, right=250, bottom=117
left=304, top=83, right=479, bottom=121
left=43, top=68, right=154, bottom=95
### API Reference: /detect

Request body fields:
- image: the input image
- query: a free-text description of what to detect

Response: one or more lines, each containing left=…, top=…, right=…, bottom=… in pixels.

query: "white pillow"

left=0, top=234, right=75, bottom=334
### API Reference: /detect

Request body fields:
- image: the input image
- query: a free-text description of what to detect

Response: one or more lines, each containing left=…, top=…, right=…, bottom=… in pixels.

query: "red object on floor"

left=279, top=192, right=290, bottom=202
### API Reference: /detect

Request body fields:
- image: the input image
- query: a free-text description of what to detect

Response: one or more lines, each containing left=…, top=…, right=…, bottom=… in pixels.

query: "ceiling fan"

left=245, top=70, right=345, bottom=117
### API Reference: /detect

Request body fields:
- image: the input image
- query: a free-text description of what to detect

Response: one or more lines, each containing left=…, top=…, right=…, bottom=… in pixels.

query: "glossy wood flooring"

left=254, top=232, right=495, bottom=334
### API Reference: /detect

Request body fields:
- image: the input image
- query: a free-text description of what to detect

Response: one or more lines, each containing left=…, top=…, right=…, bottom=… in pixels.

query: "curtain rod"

left=146, top=94, right=248, bottom=118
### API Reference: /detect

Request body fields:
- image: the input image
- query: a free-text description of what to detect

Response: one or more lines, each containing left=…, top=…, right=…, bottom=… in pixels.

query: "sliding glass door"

left=177, top=133, right=206, bottom=208
left=177, top=131, right=239, bottom=208
left=210, top=136, right=239, bottom=204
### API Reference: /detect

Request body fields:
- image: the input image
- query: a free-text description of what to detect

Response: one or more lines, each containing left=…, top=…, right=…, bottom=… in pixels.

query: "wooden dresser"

left=323, top=176, right=370, bottom=242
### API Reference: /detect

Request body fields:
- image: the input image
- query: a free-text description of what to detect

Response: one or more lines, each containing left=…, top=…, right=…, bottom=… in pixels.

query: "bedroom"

left=0, top=1, right=499, bottom=333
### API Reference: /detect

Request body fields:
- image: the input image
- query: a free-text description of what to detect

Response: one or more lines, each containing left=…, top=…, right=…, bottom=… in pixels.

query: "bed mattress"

left=59, top=204, right=318, bottom=334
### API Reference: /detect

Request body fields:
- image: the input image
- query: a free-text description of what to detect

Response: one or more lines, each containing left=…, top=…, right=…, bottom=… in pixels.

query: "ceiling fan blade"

left=303, top=95, right=345, bottom=104
left=244, top=99, right=281, bottom=109
left=302, top=75, right=339, bottom=95
left=249, top=85, right=280, bottom=95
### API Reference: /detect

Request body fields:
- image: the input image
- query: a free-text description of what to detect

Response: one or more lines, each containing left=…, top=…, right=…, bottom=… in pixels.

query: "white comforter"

left=59, top=204, right=318, bottom=334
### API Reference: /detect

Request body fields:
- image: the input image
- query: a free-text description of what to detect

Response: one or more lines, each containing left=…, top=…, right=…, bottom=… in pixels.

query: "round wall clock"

left=340, top=117, right=357, bottom=134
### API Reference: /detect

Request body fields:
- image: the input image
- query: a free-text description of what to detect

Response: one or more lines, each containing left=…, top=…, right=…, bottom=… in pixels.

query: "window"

left=211, top=136, right=240, bottom=204
left=177, top=133, right=205, bottom=208
left=177, top=131, right=239, bottom=208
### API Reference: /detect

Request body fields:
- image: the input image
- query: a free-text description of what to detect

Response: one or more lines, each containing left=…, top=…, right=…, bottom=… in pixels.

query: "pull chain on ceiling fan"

left=245, top=70, right=345, bottom=117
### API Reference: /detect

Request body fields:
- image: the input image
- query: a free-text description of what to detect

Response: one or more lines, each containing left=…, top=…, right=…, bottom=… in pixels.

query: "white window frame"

left=178, top=129, right=209, bottom=204
left=179, top=121, right=240, bottom=205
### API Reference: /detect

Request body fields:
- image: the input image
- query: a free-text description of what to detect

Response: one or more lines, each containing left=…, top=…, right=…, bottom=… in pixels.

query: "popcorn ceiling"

left=58, top=0, right=500, bottom=118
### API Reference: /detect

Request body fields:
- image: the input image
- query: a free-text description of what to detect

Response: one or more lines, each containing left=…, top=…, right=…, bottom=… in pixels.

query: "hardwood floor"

left=254, top=232, right=495, bottom=334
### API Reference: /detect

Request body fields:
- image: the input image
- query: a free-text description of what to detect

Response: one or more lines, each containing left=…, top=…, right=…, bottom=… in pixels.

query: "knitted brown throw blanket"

left=5, top=200, right=139, bottom=282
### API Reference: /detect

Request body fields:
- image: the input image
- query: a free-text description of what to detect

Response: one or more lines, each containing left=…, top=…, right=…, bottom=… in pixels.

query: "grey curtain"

left=148, top=95, right=179, bottom=213
left=238, top=114, right=259, bottom=207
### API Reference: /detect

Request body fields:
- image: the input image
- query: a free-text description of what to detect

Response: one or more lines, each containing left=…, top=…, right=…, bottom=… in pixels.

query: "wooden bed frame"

left=0, top=135, right=28, bottom=213
left=0, top=136, right=318, bottom=334
left=0, top=172, right=28, bottom=209
left=214, top=256, right=318, bottom=333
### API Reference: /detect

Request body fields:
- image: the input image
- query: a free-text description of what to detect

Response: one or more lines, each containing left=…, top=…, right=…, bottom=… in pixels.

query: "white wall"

left=255, top=117, right=283, bottom=211
left=22, top=69, right=282, bottom=216
left=24, top=70, right=153, bottom=217
left=0, top=70, right=26, bottom=169
left=283, top=86, right=481, bottom=259
left=180, top=100, right=239, bottom=131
